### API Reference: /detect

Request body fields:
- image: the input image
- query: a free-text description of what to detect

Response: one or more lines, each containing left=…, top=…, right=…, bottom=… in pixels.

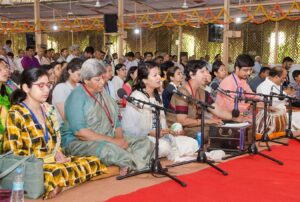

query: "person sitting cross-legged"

left=3, top=68, right=107, bottom=199
left=61, top=59, right=154, bottom=175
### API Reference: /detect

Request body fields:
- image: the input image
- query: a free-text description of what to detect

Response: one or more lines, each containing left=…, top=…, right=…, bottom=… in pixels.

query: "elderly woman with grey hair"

left=61, top=59, right=154, bottom=175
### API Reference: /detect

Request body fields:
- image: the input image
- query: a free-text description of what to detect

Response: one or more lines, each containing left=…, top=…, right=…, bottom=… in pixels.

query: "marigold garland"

left=0, top=1, right=299, bottom=33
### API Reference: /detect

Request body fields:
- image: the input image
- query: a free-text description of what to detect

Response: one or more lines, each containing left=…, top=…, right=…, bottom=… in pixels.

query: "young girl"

left=3, top=68, right=106, bottom=199
left=122, top=66, right=138, bottom=107
left=209, top=60, right=227, bottom=101
left=52, top=58, right=83, bottom=125
left=162, top=66, right=184, bottom=108
left=50, top=62, right=63, bottom=84
left=111, top=63, right=127, bottom=101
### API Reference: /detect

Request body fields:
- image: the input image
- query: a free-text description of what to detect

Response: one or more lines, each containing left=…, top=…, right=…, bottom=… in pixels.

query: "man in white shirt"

left=66, top=44, right=81, bottom=62
left=257, top=66, right=288, bottom=109
left=57, top=48, right=69, bottom=63
left=35, top=48, right=49, bottom=65
left=252, top=56, right=262, bottom=77
left=124, top=51, right=138, bottom=71
left=256, top=67, right=288, bottom=136
left=14, top=49, right=25, bottom=73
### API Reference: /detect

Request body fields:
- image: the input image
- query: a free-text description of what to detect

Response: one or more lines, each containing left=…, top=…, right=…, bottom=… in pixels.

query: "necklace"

left=82, top=84, right=114, bottom=128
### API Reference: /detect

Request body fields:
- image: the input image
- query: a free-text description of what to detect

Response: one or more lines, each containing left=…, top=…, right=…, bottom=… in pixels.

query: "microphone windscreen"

left=165, top=84, right=176, bottom=94
left=117, top=88, right=127, bottom=99
left=232, top=109, right=240, bottom=118
left=210, top=82, right=219, bottom=91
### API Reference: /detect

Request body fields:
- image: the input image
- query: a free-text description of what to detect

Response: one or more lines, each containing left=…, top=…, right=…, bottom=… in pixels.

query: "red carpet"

left=107, top=140, right=300, bottom=202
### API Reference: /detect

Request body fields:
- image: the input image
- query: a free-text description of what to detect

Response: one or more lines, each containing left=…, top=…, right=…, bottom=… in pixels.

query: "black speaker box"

left=208, top=23, right=223, bottom=43
left=25, top=33, right=36, bottom=48
left=104, top=14, right=118, bottom=33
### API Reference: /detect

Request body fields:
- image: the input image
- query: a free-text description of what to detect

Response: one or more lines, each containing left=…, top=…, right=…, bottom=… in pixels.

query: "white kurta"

left=122, top=90, right=198, bottom=161
left=257, top=77, right=286, bottom=111
left=111, top=76, right=124, bottom=101
left=257, top=77, right=300, bottom=131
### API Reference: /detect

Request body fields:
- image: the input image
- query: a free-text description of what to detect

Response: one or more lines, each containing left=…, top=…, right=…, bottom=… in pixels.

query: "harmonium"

left=208, top=123, right=252, bottom=153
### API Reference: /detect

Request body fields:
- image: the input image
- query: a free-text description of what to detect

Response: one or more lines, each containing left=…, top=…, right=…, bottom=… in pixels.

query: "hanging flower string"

left=0, top=1, right=299, bottom=33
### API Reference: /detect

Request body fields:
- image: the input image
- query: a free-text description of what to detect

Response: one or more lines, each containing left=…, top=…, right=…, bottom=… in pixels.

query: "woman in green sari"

left=0, top=59, right=12, bottom=153
left=62, top=59, right=154, bottom=174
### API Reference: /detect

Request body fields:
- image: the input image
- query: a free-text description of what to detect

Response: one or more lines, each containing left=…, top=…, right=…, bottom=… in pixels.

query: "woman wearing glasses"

left=62, top=59, right=153, bottom=176
left=0, top=58, right=12, bottom=154
left=3, top=68, right=107, bottom=199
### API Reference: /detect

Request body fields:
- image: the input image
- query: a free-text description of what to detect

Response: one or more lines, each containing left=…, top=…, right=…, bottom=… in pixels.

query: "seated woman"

left=111, top=63, right=126, bottom=101
left=3, top=68, right=107, bottom=199
left=209, top=60, right=227, bottom=101
left=50, top=62, right=63, bottom=84
left=61, top=59, right=154, bottom=174
left=167, top=60, right=239, bottom=141
left=122, top=66, right=138, bottom=107
left=103, top=64, right=115, bottom=99
left=162, top=66, right=184, bottom=108
left=0, top=59, right=12, bottom=154
left=52, top=58, right=83, bottom=126
left=122, top=62, right=198, bottom=161
left=40, top=64, right=56, bottom=104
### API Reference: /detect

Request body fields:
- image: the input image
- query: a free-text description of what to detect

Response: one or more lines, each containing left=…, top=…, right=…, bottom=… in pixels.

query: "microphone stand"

left=222, top=89, right=291, bottom=148
left=285, top=96, right=300, bottom=142
left=223, top=97, right=284, bottom=165
left=116, top=98, right=187, bottom=187
left=257, top=92, right=300, bottom=143
left=167, top=95, right=228, bottom=176
left=259, top=94, right=288, bottom=151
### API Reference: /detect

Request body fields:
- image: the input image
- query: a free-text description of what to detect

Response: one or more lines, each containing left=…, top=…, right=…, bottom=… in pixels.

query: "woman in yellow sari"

left=3, top=68, right=107, bottom=199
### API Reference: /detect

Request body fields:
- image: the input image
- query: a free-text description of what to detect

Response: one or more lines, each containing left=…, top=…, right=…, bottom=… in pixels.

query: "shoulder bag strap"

left=0, top=153, right=33, bottom=179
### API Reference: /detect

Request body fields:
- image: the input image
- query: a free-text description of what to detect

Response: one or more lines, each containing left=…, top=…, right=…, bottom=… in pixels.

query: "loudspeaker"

left=208, top=23, right=223, bottom=43
left=25, top=33, right=36, bottom=48
left=104, top=14, right=118, bottom=33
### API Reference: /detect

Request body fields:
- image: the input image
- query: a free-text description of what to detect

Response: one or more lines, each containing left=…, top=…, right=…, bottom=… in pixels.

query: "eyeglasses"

left=32, top=82, right=53, bottom=90
left=240, top=67, right=253, bottom=72
left=91, top=77, right=104, bottom=84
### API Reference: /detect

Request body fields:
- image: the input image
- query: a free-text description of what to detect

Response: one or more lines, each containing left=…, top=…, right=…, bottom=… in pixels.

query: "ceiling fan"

left=78, top=0, right=113, bottom=8
left=180, top=0, right=206, bottom=9
left=67, top=0, right=73, bottom=15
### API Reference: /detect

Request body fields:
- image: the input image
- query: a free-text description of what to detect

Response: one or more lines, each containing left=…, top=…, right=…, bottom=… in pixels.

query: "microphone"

left=232, top=88, right=240, bottom=118
left=210, top=83, right=232, bottom=98
left=117, top=88, right=128, bottom=99
left=166, top=84, right=214, bottom=109
left=165, top=85, right=191, bottom=101
left=278, top=85, right=285, bottom=101
left=117, top=88, right=143, bottom=109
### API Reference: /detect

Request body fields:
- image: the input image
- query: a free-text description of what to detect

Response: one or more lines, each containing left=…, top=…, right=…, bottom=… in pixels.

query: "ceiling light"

left=52, top=24, right=58, bottom=31
left=235, top=17, right=242, bottom=24
left=134, top=28, right=140, bottom=34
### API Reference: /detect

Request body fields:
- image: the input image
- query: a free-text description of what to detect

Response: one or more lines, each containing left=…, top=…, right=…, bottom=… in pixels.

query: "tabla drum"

left=256, top=110, right=287, bottom=140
